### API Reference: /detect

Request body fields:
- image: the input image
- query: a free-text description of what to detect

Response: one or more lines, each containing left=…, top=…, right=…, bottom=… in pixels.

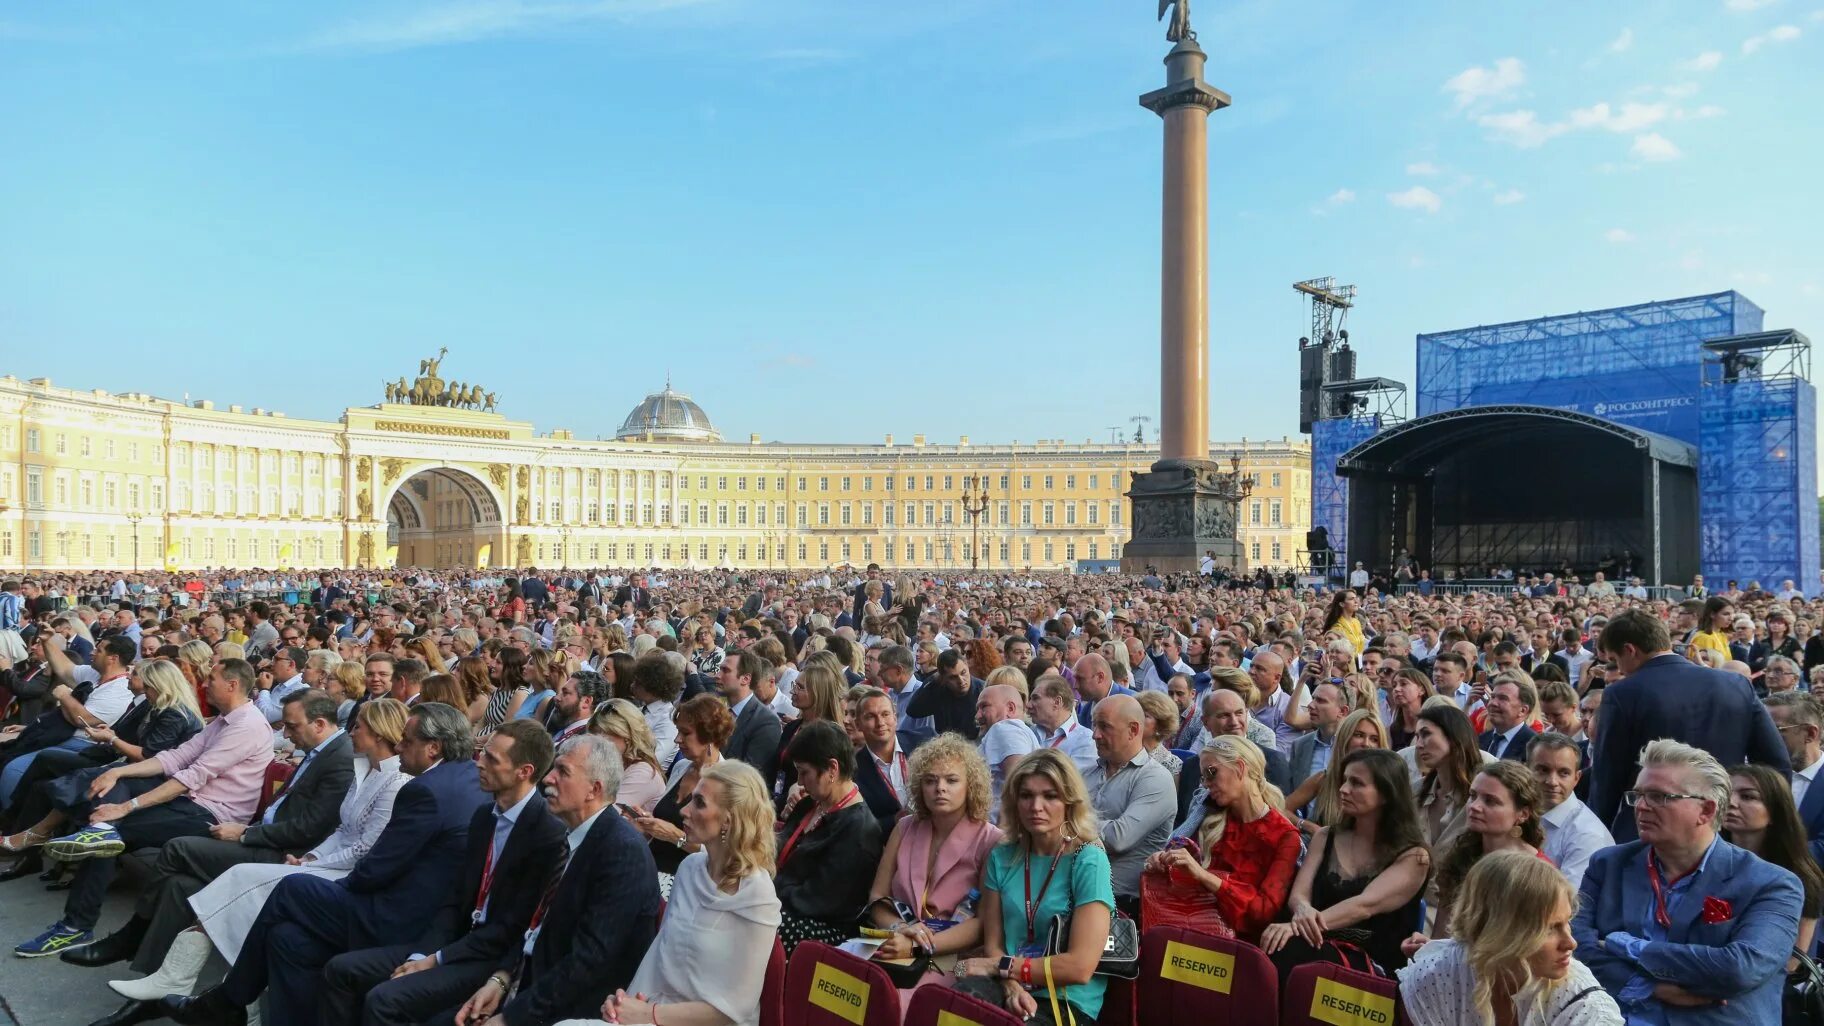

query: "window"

left=1043, top=475, right=1054, bottom=490
left=1250, top=501, right=1262, bottom=524
left=756, top=504, right=768, bottom=525
left=862, top=477, right=872, bottom=491
left=1066, top=475, right=1076, bottom=489
left=884, top=504, right=895, bottom=525
left=1020, top=502, right=1032, bottom=525
left=1043, top=541, right=1054, bottom=562
left=1042, top=502, right=1054, bottom=525
left=923, top=501, right=935, bottom=525
left=55, top=433, right=67, bottom=455
left=104, top=480, right=116, bottom=508
left=1271, top=472, right=1282, bottom=488
left=698, top=503, right=710, bottom=524
left=1270, top=500, right=1281, bottom=525
left=1272, top=541, right=1282, bottom=560
left=26, top=469, right=42, bottom=506
left=1089, top=474, right=1099, bottom=489
left=757, top=477, right=767, bottom=491
left=943, top=475, right=953, bottom=490
left=104, top=439, right=115, bottom=459
left=25, top=429, right=39, bottom=453
left=717, top=503, right=729, bottom=526
left=777, top=477, right=786, bottom=491
left=1089, top=541, right=1098, bottom=559
left=922, top=475, right=935, bottom=491
left=736, top=505, right=748, bottom=526
left=54, top=476, right=68, bottom=505
left=818, top=503, right=830, bottom=526
left=1088, top=503, right=1098, bottom=525
left=797, top=477, right=807, bottom=491
left=797, top=504, right=808, bottom=526
left=819, top=541, right=830, bottom=561
left=699, top=476, right=709, bottom=490
left=905, top=476, right=915, bottom=491
left=906, top=542, right=916, bottom=561
left=736, top=477, right=747, bottom=491
left=839, top=503, right=852, bottom=525
left=1066, top=543, right=1076, bottom=561
left=841, top=477, right=851, bottom=491
left=861, top=504, right=873, bottom=526
left=1111, top=502, right=1122, bottom=526
left=885, top=476, right=894, bottom=492
left=997, top=501, right=1009, bottom=525
left=718, top=476, right=728, bottom=491
left=819, top=477, right=829, bottom=492
left=905, top=502, right=917, bottom=526
left=79, top=436, right=91, bottom=457
left=1251, top=542, right=1262, bottom=561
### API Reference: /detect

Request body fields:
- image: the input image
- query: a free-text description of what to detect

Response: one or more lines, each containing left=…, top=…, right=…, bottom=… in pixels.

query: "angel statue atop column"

left=1158, top=0, right=1193, bottom=41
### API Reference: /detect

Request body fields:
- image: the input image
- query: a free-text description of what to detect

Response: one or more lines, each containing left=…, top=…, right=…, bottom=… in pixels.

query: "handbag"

left=1045, top=907, right=1140, bottom=979
left=1787, top=947, right=1824, bottom=1026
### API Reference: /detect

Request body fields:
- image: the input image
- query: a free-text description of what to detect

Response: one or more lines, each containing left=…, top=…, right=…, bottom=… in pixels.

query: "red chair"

left=1282, top=962, right=1402, bottom=1026
left=760, top=938, right=786, bottom=1026
left=903, top=984, right=1025, bottom=1026
left=251, top=760, right=295, bottom=821
left=782, top=941, right=901, bottom=1026
left=1135, top=926, right=1276, bottom=1026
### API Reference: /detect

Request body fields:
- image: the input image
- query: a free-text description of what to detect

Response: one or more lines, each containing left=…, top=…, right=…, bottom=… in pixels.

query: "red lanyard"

left=1646, top=854, right=1698, bottom=928
left=1023, top=844, right=1067, bottom=945
left=1047, top=722, right=1074, bottom=748
left=472, top=837, right=499, bottom=924
left=877, top=750, right=908, bottom=804
left=779, top=787, right=860, bottom=868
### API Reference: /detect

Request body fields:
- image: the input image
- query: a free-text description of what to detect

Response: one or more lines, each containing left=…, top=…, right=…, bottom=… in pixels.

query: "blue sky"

left=3, top=0, right=1819, bottom=450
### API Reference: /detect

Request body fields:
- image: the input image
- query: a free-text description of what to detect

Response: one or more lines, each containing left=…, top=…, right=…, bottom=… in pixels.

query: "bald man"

left=975, top=684, right=1039, bottom=820
left=1084, top=695, right=1176, bottom=909
left=1199, top=689, right=1293, bottom=795
left=1071, top=653, right=1135, bottom=727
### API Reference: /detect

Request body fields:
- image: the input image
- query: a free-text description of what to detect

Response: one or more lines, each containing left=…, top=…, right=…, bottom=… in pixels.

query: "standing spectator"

left=1589, top=610, right=1789, bottom=840
left=1573, top=739, right=1802, bottom=1024
left=1764, top=692, right=1824, bottom=842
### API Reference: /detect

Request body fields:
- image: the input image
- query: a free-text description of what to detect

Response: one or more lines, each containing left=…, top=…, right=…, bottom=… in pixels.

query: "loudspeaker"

left=1306, top=526, right=1330, bottom=552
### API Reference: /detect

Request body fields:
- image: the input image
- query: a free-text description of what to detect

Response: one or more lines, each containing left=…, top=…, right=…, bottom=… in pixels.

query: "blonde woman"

left=176, top=640, right=216, bottom=715
left=865, top=734, right=1003, bottom=1005
left=589, top=699, right=667, bottom=813
left=984, top=664, right=1029, bottom=703
left=1154, top=735, right=1301, bottom=940
left=952, top=749, right=1114, bottom=1025
left=1398, top=850, right=1620, bottom=1025
left=330, top=662, right=366, bottom=727
left=585, top=761, right=781, bottom=1026
left=776, top=658, right=847, bottom=800
left=113, top=699, right=412, bottom=999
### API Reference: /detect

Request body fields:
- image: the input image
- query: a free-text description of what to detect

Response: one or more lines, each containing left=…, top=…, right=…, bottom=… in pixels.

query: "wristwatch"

left=996, top=955, right=1015, bottom=978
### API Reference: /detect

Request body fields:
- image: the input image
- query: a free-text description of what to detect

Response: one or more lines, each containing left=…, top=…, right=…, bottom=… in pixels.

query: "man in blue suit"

left=1475, top=675, right=1538, bottom=762
left=1589, top=610, right=1789, bottom=840
left=165, top=703, right=490, bottom=1026
left=1573, top=738, right=1801, bottom=1024
left=1764, top=692, right=1824, bottom=843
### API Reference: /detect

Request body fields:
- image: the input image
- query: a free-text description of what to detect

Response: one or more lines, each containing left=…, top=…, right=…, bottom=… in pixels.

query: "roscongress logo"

left=1593, top=396, right=1694, bottom=417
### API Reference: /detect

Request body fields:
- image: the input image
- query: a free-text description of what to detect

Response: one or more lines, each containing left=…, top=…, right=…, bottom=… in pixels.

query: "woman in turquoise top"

left=952, top=748, right=1114, bottom=1024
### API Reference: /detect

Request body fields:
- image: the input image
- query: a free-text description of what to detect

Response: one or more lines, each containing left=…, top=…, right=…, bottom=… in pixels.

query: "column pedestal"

left=1121, top=459, right=1245, bottom=573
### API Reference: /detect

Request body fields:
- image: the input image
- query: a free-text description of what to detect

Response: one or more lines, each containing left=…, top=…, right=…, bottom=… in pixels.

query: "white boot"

left=108, top=927, right=213, bottom=1000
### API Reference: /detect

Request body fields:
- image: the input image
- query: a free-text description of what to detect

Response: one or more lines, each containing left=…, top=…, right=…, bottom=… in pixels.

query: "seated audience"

left=582, top=761, right=781, bottom=1026
left=1285, top=708, right=1386, bottom=836
left=1030, top=674, right=1096, bottom=777
left=628, top=651, right=682, bottom=769
left=854, top=685, right=923, bottom=834
left=1722, top=762, right=1824, bottom=965
left=1083, top=694, right=1176, bottom=916
left=1528, top=732, right=1612, bottom=890
left=1205, top=667, right=1281, bottom=752
left=865, top=734, right=1002, bottom=1005
left=975, top=683, right=1038, bottom=819
left=160, top=702, right=489, bottom=1026
left=1153, top=735, right=1301, bottom=940
left=1573, top=739, right=1803, bottom=1024
left=1476, top=672, right=1539, bottom=762
left=589, top=699, right=667, bottom=813
left=775, top=720, right=883, bottom=953
left=1385, top=669, right=1432, bottom=751
left=632, top=693, right=734, bottom=875
left=1134, top=690, right=1182, bottom=778
left=1398, top=850, right=1622, bottom=1025
left=1407, top=761, right=1547, bottom=951
left=13, top=659, right=278, bottom=960
left=1262, top=748, right=1431, bottom=979
left=952, top=748, right=1114, bottom=1025
left=1412, top=703, right=1487, bottom=855
left=1199, top=687, right=1291, bottom=794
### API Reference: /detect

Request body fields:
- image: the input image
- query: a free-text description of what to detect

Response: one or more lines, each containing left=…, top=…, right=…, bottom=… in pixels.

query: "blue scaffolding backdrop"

left=1416, top=292, right=1764, bottom=445
left=1311, top=415, right=1382, bottom=574
left=1700, top=374, right=1820, bottom=587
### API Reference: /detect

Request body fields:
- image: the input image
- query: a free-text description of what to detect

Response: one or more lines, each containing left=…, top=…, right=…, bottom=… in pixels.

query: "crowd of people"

left=0, top=561, right=1820, bottom=1026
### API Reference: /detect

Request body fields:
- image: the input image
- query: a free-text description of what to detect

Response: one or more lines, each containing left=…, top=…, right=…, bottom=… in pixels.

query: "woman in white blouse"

left=107, top=699, right=413, bottom=1002
left=1398, top=850, right=1621, bottom=1026
left=565, top=760, right=781, bottom=1026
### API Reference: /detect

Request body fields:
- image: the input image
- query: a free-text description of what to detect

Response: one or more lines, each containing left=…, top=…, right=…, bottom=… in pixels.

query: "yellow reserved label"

left=1309, top=976, right=1396, bottom=1026
left=937, top=1010, right=982, bottom=1026
left=1157, top=940, right=1235, bottom=994
left=809, top=962, right=870, bottom=1025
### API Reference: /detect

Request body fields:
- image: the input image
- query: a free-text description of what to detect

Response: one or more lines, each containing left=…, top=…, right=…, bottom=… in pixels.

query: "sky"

left=3, top=0, right=1820, bottom=451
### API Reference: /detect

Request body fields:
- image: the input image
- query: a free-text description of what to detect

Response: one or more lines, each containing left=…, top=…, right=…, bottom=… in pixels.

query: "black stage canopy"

left=1337, top=404, right=1699, bottom=586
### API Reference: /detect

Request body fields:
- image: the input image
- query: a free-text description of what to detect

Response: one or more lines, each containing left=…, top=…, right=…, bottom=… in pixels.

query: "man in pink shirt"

left=14, top=659, right=273, bottom=959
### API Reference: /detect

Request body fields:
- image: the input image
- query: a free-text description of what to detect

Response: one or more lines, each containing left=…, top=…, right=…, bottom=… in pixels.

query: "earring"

left=720, top=828, right=728, bottom=841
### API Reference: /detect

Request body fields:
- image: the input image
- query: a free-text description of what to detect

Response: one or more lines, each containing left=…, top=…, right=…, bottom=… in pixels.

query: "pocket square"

left=1700, top=896, right=1733, bottom=924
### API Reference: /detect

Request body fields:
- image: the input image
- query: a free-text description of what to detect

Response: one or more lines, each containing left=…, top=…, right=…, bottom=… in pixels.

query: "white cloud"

left=1611, top=27, right=1635, bottom=51
left=1605, top=228, right=1636, bottom=243
left=1387, top=186, right=1443, bottom=213
left=1681, top=50, right=1725, bottom=71
left=1631, top=132, right=1683, bottom=160
left=301, top=0, right=708, bottom=52
left=1477, top=109, right=1569, bottom=147
left=1493, top=189, right=1526, bottom=205
left=1663, top=82, right=1701, bottom=98
left=1743, top=24, right=1801, bottom=52
left=1405, top=161, right=1441, bottom=176
left=1725, top=0, right=1778, bottom=10
left=1327, top=188, right=1357, bottom=204
left=1444, top=57, right=1526, bottom=109
left=1684, top=103, right=1728, bottom=118
left=1571, top=101, right=1672, bottom=132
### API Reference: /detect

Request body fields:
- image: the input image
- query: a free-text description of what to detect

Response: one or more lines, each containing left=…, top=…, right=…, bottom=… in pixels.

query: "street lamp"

left=962, top=475, right=991, bottom=572
left=126, top=512, right=144, bottom=572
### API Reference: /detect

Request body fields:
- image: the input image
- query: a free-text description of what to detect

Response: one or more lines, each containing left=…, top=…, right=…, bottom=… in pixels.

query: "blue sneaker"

left=44, top=825, right=125, bottom=863
left=15, top=921, right=92, bottom=958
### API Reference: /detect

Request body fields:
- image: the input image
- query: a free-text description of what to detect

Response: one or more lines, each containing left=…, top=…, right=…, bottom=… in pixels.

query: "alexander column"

left=1123, top=0, right=1251, bottom=574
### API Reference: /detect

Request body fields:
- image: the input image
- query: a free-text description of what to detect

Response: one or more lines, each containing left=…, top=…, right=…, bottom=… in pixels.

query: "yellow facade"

left=0, top=375, right=1310, bottom=573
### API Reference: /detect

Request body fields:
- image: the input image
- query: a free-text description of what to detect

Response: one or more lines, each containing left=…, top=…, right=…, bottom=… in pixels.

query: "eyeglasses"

left=1199, top=766, right=1225, bottom=782
left=1622, top=789, right=1708, bottom=809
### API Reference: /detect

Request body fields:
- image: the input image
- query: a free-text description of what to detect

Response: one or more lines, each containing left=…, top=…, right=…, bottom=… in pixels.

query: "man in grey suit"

left=63, top=690, right=355, bottom=977
left=1287, top=681, right=1348, bottom=809
left=718, top=649, right=782, bottom=788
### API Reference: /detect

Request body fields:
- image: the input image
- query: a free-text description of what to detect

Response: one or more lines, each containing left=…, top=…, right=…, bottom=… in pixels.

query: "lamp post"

left=962, top=475, right=991, bottom=572
left=127, top=512, right=144, bottom=572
